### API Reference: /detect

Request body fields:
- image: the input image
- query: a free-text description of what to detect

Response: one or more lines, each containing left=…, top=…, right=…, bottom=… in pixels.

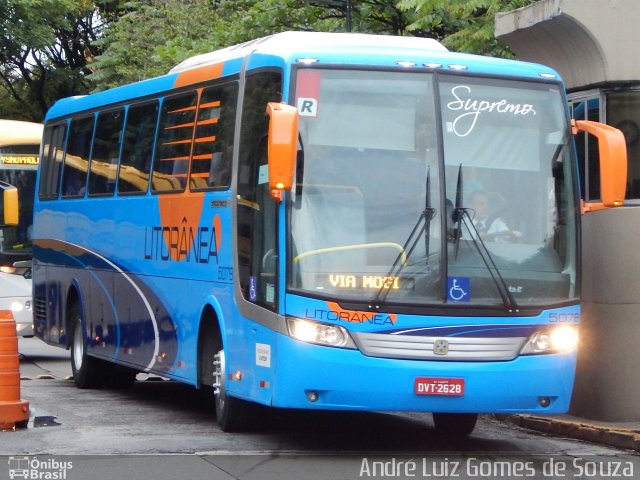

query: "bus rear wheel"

left=432, top=413, right=478, bottom=437
left=69, top=303, right=103, bottom=389
left=212, top=349, right=254, bottom=432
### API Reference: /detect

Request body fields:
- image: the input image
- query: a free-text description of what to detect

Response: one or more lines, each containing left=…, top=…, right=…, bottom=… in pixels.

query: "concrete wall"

left=497, top=0, right=640, bottom=421
left=495, top=0, right=640, bottom=90
left=573, top=209, right=640, bottom=420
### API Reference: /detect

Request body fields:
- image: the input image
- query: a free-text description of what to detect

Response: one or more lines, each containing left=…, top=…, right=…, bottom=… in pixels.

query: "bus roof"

left=45, top=31, right=563, bottom=122
left=170, top=31, right=449, bottom=73
left=0, top=120, right=43, bottom=147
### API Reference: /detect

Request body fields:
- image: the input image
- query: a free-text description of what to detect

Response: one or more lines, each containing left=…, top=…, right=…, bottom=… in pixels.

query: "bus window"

left=236, top=71, right=282, bottom=308
left=39, top=124, right=67, bottom=199
left=152, top=92, right=197, bottom=193
left=118, top=101, right=159, bottom=195
left=189, top=82, right=238, bottom=190
left=89, top=108, right=124, bottom=196
left=62, top=116, right=94, bottom=198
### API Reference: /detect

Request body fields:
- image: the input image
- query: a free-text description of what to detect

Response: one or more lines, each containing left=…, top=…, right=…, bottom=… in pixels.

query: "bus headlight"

left=286, top=317, right=356, bottom=349
left=520, top=326, right=579, bottom=354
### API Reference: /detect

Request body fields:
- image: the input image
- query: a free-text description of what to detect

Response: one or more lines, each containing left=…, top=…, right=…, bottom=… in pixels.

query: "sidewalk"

left=497, top=414, right=640, bottom=453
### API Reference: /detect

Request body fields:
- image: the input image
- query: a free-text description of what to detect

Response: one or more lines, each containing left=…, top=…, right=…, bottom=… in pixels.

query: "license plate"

left=414, top=377, right=465, bottom=396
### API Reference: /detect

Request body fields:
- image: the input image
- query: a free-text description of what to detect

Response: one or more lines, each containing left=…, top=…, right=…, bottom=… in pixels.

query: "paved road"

left=2, top=338, right=636, bottom=480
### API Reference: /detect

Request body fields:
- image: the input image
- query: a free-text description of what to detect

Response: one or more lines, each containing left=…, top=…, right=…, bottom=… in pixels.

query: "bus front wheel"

left=69, top=303, right=103, bottom=389
left=432, top=413, right=478, bottom=437
left=213, top=349, right=254, bottom=432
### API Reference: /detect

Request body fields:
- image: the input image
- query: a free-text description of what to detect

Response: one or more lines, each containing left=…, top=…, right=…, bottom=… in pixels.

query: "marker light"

left=396, top=61, right=417, bottom=67
left=521, top=326, right=579, bottom=355
left=296, top=58, right=319, bottom=64
left=0, top=266, right=16, bottom=274
left=287, top=317, right=356, bottom=349
left=448, top=64, right=468, bottom=70
left=539, top=72, right=557, bottom=79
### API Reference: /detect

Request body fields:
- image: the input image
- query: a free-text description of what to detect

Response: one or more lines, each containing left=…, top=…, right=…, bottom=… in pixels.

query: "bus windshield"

left=289, top=69, right=578, bottom=309
left=0, top=126, right=41, bottom=258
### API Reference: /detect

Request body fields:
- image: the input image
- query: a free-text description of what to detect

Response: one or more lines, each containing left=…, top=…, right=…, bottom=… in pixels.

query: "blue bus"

left=27, top=32, right=626, bottom=435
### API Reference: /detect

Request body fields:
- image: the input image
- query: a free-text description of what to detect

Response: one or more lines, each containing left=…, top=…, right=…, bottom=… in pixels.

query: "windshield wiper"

left=369, top=169, right=436, bottom=310
left=450, top=165, right=519, bottom=313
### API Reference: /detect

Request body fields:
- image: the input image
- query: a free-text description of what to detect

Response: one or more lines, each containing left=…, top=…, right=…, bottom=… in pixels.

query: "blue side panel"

left=33, top=190, right=236, bottom=383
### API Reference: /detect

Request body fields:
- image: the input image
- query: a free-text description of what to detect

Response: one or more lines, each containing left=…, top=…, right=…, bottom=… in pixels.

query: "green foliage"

left=0, top=0, right=542, bottom=117
left=0, top=0, right=121, bottom=120
left=397, top=0, right=538, bottom=56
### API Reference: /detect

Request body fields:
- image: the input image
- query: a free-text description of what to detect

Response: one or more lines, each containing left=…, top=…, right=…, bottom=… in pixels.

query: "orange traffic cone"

left=0, top=310, right=29, bottom=429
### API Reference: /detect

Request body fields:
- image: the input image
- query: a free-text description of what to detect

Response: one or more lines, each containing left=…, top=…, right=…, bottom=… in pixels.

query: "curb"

left=497, top=414, right=640, bottom=453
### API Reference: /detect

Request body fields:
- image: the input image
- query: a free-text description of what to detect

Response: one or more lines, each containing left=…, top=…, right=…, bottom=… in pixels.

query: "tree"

left=89, top=0, right=343, bottom=90
left=0, top=0, right=124, bottom=120
left=397, top=0, right=538, bottom=56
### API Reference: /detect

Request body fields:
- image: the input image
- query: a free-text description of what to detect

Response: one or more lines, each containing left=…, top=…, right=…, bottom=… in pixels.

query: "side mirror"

left=0, top=181, right=19, bottom=226
left=572, top=120, right=627, bottom=212
left=266, top=102, right=299, bottom=202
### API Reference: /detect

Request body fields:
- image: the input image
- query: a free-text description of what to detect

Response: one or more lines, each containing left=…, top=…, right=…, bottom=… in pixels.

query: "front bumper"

left=271, top=334, right=576, bottom=413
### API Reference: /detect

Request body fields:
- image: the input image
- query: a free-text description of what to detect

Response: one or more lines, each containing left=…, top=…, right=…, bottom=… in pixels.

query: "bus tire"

left=212, top=348, right=254, bottom=432
left=432, top=413, right=478, bottom=437
left=69, top=302, right=103, bottom=389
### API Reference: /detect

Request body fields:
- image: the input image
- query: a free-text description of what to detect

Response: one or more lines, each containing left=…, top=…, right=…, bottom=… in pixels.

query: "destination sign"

left=323, top=274, right=414, bottom=290
left=1, top=155, right=39, bottom=165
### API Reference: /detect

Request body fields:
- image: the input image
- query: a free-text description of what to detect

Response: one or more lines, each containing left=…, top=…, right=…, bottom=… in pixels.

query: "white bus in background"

left=0, top=119, right=42, bottom=337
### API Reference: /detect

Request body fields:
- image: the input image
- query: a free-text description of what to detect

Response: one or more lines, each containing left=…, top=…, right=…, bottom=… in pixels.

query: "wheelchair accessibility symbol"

left=447, top=277, right=470, bottom=302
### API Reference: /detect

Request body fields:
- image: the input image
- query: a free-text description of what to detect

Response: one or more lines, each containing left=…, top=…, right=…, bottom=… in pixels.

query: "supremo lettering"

left=446, top=85, right=537, bottom=137
left=144, top=225, right=218, bottom=263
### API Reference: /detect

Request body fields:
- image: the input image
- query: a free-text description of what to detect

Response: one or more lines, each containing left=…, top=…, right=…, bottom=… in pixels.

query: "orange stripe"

left=163, top=139, right=193, bottom=146
left=197, top=118, right=219, bottom=126
left=168, top=105, right=197, bottom=114
left=159, top=156, right=190, bottom=162
left=194, top=136, right=216, bottom=143
left=192, top=154, right=214, bottom=160
left=190, top=172, right=209, bottom=178
left=200, top=100, right=221, bottom=109
left=173, top=63, right=224, bottom=88
left=165, top=122, right=195, bottom=131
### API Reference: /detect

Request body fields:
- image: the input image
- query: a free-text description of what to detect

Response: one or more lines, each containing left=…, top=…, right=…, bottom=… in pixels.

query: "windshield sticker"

left=296, top=69, right=321, bottom=117
left=297, top=97, right=318, bottom=117
left=258, top=164, right=269, bottom=185
left=445, top=85, right=537, bottom=137
left=447, top=277, right=470, bottom=302
left=249, top=276, right=258, bottom=302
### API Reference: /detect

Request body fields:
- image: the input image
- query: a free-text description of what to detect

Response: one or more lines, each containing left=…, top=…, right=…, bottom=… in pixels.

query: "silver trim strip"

left=352, top=332, right=526, bottom=361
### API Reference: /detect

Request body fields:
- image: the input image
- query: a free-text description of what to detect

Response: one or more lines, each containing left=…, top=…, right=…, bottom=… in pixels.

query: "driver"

left=468, top=190, right=521, bottom=241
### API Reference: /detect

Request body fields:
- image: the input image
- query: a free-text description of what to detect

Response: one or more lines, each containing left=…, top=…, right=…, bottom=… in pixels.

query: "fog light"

left=539, top=397, right=551, bottom=408
left=306, top=391, right=319, bottom=402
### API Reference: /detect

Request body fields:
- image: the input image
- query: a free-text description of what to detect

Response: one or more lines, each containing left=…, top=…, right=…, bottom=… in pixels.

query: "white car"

left=0, top=268, right=33, bottom=337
